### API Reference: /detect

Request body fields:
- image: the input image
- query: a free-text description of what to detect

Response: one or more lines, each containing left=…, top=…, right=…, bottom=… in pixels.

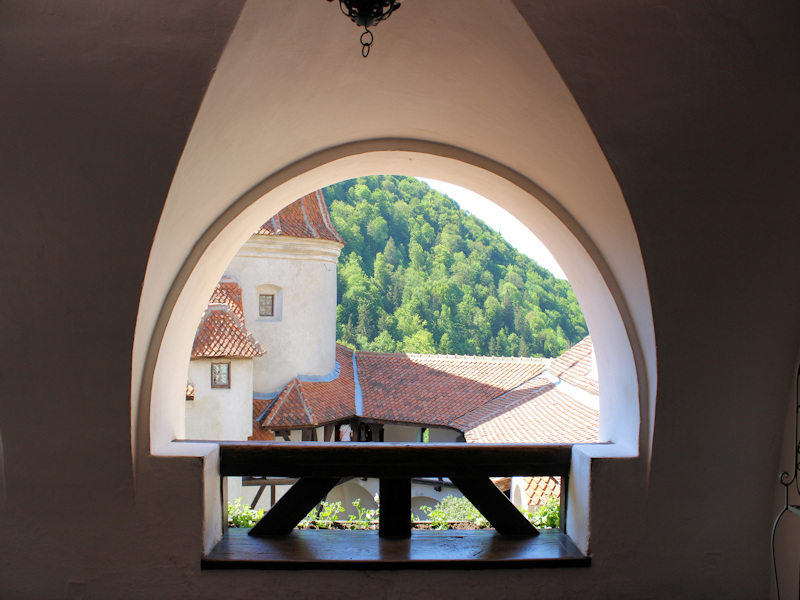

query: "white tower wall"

left=226, top=236, right=343, bottom=394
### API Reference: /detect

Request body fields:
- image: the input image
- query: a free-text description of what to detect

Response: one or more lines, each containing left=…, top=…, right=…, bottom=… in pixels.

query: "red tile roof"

left=547, top=335, right=599, bottom=395
left=460, top=380, right=598, bottom=444
left=257, top=344, right=357, bottom=428
left=524, top=476, right=561, bottom=508
left=357, top=353, right=547, bottom=427
left=208, top=277, right=244, bottom=321
left=191, top=281, right=265, bottom=358
left=299, top=345, right=357, bottom=422
left=255, top=190, right=344, bottom=244
left=249, top=399, right=275, bottom=441
left=257, top=340, right=599, bottom=445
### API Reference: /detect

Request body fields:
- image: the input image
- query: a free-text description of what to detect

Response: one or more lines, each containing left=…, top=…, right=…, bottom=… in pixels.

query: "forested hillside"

left=324, top=176, right=587, bottom=358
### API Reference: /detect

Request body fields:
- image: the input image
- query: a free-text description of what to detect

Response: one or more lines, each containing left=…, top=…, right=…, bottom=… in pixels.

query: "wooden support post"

left=249, top=477, right=340, bottom=537
left=559, top=474, right=568, bottom=534
left=379, top=478, right=411, bottom=538
left=450, top=477, right=538, bottom=537
left=250, top=484, right=266, bottom=509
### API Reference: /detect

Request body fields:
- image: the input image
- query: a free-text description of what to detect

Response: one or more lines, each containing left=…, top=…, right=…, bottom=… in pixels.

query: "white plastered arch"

left=135, top=139, right=649, bottom=461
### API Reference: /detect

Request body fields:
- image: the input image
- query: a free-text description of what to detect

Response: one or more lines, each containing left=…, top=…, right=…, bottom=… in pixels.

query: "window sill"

left=203, top=528, right=589, bottom=570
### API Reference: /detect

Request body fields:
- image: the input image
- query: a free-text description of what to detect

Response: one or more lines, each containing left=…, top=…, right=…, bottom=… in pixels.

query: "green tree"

left=323, top=176, right=587, bottom=358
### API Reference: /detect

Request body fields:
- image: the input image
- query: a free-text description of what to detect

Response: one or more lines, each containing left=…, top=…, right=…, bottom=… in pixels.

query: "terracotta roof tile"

left=524, top=476, right=561, bottom=508
left=299, top=345, right=357, bottom=422
left=258, top=345, right=357, bottom=428
left=249, top=399, right=276, bottom=441
left=191, top=281, right=265, bottom=358
left=261, top=379, right=316, bottom=428
left=255, top=190, right=344, bottom=244
left=357, top=353, right=547, bottom=427
left=547, top=336, right=599, bottom=395
left=462, top=383, right=598, bottom=444
left=208, top=277, right=245, bottom=321
left=257, top=344, right=598, bottom=443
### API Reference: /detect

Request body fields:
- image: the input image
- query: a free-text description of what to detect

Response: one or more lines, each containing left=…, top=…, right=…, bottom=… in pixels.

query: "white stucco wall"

left=185, top=358, right=253, bottom=441
left=225, top=236, right=342, bottom=394
left=7, top=2, right=800, bottom=599
left=383, top=424, right=422, bottom=442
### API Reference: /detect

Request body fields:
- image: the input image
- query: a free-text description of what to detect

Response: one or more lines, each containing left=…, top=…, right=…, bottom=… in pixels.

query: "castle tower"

left=224, top=190, right=345, bottom=395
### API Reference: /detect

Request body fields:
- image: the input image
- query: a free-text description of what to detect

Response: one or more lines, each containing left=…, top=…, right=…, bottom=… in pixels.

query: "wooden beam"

left=250, top=485, right=265, bottom=509
left=559, top=473, right=569, bottom=534
left=241, top=478, right=298, bottom=487
left=205, top=529, right=590, bottom=570
left=379, top=478, right=411, bottom=538
left=249, top=477, right=340, bottom=537
left=218, top=442, right=573, bottom=478
left=449, top=477, right=538, bottom=537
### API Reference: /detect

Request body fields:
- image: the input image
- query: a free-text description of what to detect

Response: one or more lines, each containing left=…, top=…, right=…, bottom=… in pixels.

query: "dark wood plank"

left=559, top=473, right=569, bottom=534
left=203, top=529, right=589, bottom=570
left=217, top=442, right=573, bottom=478
left=449, top=477, right=538, bottom=537
left=379, top=478, right=411, bottom=538
left=241, top=477, right=298, bottom=486
left=249, top=477, right=340, bottom=537
left=249, top=485, right=265, bottom=509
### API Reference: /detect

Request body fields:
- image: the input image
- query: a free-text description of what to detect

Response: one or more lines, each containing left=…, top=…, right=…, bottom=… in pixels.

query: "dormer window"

left=211, top=362, right=230, bottom=388
left=259, top=294, right=274, bottom=317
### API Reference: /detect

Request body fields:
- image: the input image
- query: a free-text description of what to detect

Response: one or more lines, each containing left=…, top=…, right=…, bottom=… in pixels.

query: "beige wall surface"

left=185, top=358, right=254, bottom=441
left=1, top=2, right=799, bottom=600
left=226, top=236, right=342, bottom=394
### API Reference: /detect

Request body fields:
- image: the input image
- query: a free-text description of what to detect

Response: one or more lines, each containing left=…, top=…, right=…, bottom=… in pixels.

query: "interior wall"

left=0, top=1, right=245, bottom=598
left=1, top=1, right=798, bottom=599
left=515, top=1, right=800, bottom=597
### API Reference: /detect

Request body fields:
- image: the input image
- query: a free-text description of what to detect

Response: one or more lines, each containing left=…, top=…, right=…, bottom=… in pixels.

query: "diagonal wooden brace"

left=449, top=476, right=538, bottom=537
left=249, top=477, right=341, bottom=537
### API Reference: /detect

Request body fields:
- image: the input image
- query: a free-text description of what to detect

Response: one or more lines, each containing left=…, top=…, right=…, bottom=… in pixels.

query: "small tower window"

left=259, top=294, right=275, bottom=317
left=211, top=362, right=230, bottom=388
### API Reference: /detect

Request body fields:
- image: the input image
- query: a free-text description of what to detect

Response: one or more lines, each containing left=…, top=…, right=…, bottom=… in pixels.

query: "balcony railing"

left=205, top=441, right=588, bottom=568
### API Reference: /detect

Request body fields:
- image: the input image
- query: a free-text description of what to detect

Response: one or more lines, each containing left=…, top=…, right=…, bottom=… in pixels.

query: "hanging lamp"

left=328, top=0, right=403, bottom=57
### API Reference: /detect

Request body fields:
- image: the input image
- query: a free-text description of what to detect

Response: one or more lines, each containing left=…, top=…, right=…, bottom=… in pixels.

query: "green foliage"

left=346, top=498, right=379, bottom=530
left=299, top=500, right=345, bottom=529
left=227, top=498, right=265, bottom=528
left=326, top=176, right=587, bottom=357
left=290, top=494, right=559, bottom=531
left=298, top=499, right=378, bottom=530
left=419, top=496, right=490, bottom=530
left=531, top=496, right=560, bottom=529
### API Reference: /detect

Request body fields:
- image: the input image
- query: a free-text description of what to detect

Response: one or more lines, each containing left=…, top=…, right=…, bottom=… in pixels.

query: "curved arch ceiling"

left=133, top=0, right=655, bottom=462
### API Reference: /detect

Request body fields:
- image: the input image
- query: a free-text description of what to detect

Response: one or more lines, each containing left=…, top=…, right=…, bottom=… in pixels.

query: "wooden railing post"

left=379, top=478, right=411, bottom=538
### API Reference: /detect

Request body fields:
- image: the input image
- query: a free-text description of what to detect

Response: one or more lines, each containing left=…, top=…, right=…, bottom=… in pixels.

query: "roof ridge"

left=296, top=379, right=317, bottom=424
left=316, top=189, right=338, bottom=237
left=445, top=370, right=549, bottom=427
left=355, top=350, right=548, bottom=363
left=263, top=379, right=297, bottom=427
left=452, top=377, right=556, bottom=431
left=299, top=195, right=318, bottom=238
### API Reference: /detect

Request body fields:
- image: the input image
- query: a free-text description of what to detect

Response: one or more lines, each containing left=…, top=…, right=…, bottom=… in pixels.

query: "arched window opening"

left=137, top=144, right=651, bottom=563
left=181, top=175, right=602, bottom=543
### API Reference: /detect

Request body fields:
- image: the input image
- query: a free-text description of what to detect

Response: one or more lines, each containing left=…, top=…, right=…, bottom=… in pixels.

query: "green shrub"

left=346, top=498, right=379, bottom=529
left=299, top=500, right=345, bottom=529
left=531, top=495, right=559, bottom=529
left=227, top=498, right=265, bottom=528
left=420, top=496, right=489, bottom=530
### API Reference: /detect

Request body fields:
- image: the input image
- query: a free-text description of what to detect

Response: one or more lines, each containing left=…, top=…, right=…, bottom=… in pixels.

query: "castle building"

left=187, top=191, right=599, bottom=516
left=6, top=4, right=797, bottom=596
